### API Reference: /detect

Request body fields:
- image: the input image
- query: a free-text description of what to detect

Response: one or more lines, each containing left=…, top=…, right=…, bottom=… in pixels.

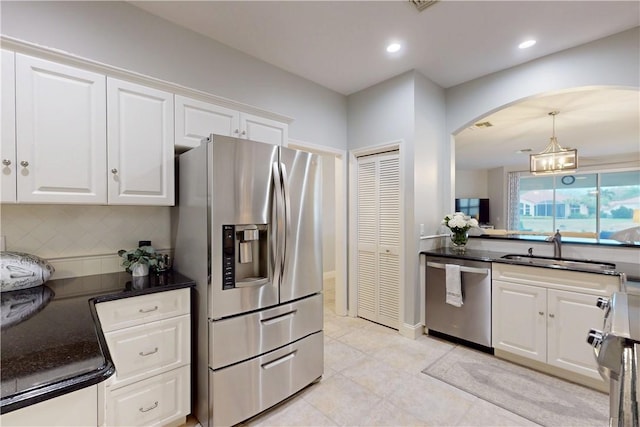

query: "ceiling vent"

left=410, top=0, right=439, bottom=12
left=474, top=121, right=493, bottom=128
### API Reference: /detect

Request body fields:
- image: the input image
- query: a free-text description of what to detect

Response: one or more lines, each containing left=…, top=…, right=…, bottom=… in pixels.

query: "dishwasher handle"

left=426, top=261, right=489, bottom=275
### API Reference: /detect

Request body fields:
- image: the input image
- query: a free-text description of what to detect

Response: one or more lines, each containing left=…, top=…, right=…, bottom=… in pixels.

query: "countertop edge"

left=0, top=361, right=115, bottom=414
left=0, top=279, right=195, bottom=414
left=420, top=249, right=639, bottom=282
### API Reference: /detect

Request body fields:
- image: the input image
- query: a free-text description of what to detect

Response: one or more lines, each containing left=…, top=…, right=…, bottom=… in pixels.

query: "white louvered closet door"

left=356, top=151, right=400, bottom=329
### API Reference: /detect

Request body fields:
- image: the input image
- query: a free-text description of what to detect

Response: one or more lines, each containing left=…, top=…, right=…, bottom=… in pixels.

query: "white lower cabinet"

left=96, top=289, right=191, bottom=427
left=546, top=289, right=606, bottom=377
left=492, top=263, right=620, bottom=385
left=0, top=386, right=97, bottom=427
left=104, top=365, right=190, bottom=427
left=492, top=280, right=547, bottom=363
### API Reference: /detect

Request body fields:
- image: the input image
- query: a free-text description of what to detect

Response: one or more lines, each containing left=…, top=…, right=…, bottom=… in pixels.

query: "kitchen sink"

left=501, top=254, right=616, bottom=273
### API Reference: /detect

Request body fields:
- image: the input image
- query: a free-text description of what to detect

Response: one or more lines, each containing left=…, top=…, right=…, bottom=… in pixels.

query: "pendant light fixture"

left=530, top=111, right=578, bottom=175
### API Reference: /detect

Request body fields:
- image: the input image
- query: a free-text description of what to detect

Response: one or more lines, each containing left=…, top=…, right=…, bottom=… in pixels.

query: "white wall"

left=412, top=71, right=447, bottom=328
left=0, top=1, right=347, bottom=150
left=487, top=167, right=506, bottom=228
left=454, top=170, right=489, bottom=198
left=446, top=27, right=640, bottom=135
left=347, top=70, right=446, bottom=333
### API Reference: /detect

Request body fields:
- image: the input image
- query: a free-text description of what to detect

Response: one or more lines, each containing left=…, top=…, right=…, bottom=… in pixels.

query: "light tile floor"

left=240, top=284, right=543, bottom=427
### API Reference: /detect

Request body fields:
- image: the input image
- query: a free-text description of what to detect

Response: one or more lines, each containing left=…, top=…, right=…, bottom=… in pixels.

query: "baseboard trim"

left=399, top=322, right=424, bottom=340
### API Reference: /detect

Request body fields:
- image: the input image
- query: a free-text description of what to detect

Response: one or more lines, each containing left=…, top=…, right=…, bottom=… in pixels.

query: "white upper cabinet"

left=240, top=112, right=288, bottom=147
left=1, top=49, right=16, bottom=203
left=175, top=95, right=239, bottom=149
left=107, top=78, right=174, bottom=206
left=175, top=95, right=288, bottom=151
left=15, top=53, right=107, bottom=204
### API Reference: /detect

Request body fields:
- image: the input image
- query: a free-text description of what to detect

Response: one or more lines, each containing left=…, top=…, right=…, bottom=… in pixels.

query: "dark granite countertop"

left=420, top=248, right=640, bottom=282
left=0, top=270, right=194, bottom=414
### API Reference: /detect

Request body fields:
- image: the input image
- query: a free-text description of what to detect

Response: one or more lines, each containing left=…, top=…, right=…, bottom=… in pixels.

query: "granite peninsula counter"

left=420, top=247, right=640, bottom=282
left=0, top=271, right=194, bottom=414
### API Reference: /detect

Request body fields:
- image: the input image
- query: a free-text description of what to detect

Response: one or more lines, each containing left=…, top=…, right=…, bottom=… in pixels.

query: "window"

left=510, top=170, right=639, bottom=242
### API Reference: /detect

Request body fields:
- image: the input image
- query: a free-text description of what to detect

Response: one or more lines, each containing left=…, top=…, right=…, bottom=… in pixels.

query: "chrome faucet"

left=546, top=229, right=562, bottom=259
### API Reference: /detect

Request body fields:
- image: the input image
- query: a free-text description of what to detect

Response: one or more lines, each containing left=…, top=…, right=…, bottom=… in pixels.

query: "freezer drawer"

left=210, top=331, right=323, bottom=427
left=209, top=293, right=322, bottom=369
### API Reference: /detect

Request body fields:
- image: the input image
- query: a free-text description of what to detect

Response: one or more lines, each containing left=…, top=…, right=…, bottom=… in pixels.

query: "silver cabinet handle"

left=138, top=306, right=158, bottom=313
left=111, top=168, right=118, bottom=174
left=261, top=350, right=297, bottom=370
left=234, top=129, right=239, bottom=134
left=241, top=130, right=246, bottom=136
left=2, top=159, right=11, bottom=166
left=20, top=161, right=28, bottom=167
left=139, top=347, right=158, bottom=356
left=260, top=310, right=297, bottom=326
left=539, top=311, right=544, bottom=316
left=549, top=313, right=555, bottom=318
left=139, top=401, right=158, bottom=413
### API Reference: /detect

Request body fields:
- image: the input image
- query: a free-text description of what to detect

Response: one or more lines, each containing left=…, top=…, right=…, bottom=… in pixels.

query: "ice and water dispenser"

left=222, top=224, right=269, bottom=289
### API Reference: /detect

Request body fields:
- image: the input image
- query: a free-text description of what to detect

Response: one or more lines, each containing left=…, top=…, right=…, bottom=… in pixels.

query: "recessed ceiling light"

left=518, top=40, right=536, bottom=49
left=386, top=43, right=401, bottom=53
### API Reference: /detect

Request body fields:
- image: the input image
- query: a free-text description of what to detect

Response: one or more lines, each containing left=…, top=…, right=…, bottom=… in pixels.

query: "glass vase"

left=450, top=230, right=469, bottom=253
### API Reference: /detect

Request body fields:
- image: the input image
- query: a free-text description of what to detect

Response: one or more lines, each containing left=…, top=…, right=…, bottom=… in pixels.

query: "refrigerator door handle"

left=272, top=162, right=285, bottom=282
left=279, top=162, right=292, bottom=272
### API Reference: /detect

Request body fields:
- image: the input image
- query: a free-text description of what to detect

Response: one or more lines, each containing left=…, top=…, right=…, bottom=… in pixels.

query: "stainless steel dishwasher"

left=425, top=255, right=492, bottom=350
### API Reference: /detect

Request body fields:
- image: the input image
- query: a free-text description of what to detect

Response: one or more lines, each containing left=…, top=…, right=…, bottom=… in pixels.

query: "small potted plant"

left=117, top=246, right=160, bottom=277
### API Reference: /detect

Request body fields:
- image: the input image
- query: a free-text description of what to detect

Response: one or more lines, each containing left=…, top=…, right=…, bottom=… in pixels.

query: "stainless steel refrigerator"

left=174, top=134, right=323, bottom=427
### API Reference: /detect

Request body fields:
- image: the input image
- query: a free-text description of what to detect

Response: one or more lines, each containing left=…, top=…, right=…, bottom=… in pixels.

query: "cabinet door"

left=547, top=289, right=602, bottom=379
left=174, top=95, right=239, bottom=151
left=105, top=365, right=189, bottom=427
left=0, top=385, right=97, bottom=426
left=107, top=78, right=174, bottom=205
left=1, top=49, right=16, bottom=203
left=492, top=280, right=546, bottom=362
left=240, top=112, right=288, bottom=146
left=15, top=54, right=107, bottom=204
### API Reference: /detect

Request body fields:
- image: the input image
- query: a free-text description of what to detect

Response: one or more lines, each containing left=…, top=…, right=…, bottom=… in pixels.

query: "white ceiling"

left=130, top=1, right=640, bottom=170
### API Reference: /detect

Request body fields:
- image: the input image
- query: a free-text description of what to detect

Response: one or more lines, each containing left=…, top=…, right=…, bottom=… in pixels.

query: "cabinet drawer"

left=211, top=331, right=323, bottom=427
left=105, top=365, right=190, bottom=427
left=96, top=288, right=190, bottom=332
left=210, top=293, right=322, bottom=369
left=105, top=314, right=190, bottom=387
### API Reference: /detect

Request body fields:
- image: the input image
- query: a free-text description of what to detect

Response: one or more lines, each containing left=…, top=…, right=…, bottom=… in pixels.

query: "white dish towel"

left=445, top=264, right=463, bottom=307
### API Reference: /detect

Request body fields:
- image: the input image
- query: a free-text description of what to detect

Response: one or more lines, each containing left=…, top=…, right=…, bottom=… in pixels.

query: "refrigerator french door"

left=208, top=135, right=322, bottom=319
left=174, top=134, right=323, bottom=427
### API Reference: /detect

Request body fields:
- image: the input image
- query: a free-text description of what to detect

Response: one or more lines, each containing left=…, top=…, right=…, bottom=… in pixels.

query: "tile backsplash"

left=1, top=204, right=172, bottom=278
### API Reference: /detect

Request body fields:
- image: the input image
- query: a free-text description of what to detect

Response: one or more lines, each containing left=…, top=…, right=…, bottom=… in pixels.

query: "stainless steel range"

left=587, top=283, right=639, bottom=426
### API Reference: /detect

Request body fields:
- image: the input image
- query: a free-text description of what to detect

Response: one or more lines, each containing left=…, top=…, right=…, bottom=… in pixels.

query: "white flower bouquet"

left=442, top=212, right=479, bottom=249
